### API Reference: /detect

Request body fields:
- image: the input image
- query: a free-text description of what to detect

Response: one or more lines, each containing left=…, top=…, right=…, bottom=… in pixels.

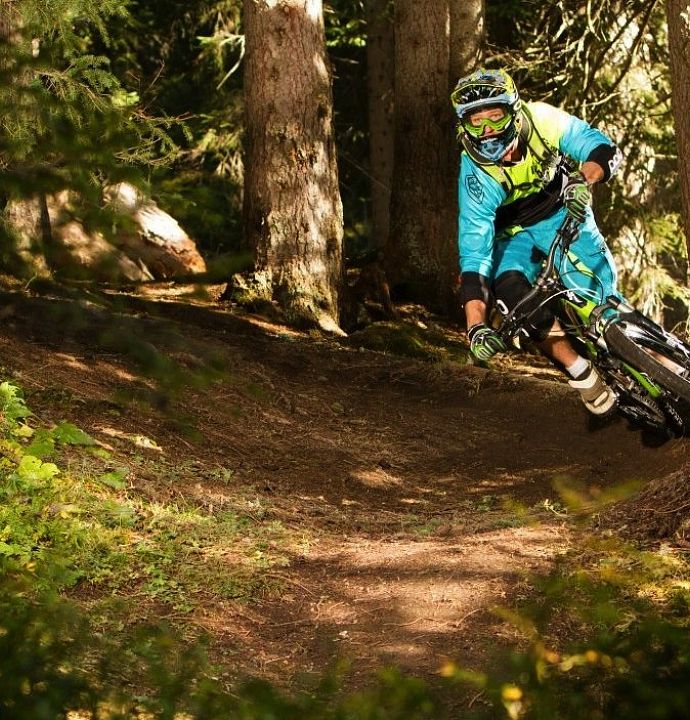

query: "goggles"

left=460, top=111, right=513, bottom=138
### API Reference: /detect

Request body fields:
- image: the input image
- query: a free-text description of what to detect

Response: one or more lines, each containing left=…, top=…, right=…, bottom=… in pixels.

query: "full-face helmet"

left=451, top=69, right=521, bottom=162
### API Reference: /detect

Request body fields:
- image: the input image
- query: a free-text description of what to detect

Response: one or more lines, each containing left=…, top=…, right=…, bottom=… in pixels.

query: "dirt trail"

left=1, top=290, right=686, bottom=691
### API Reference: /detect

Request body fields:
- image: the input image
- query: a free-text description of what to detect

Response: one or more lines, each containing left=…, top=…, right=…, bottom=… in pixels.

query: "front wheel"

left=604, top=319, right=690, bottom=405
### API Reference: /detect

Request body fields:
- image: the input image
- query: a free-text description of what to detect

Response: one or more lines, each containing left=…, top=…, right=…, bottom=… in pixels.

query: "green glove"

left=562, top=172, right=591, bottom=224
left=468, top=323, right=507, bottom=361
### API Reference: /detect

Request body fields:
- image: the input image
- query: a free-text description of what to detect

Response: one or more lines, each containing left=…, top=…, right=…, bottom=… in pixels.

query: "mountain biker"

left=452, top=68, right=623, bottom=416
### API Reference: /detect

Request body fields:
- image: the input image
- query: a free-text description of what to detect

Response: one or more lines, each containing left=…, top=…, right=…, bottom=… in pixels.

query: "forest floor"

left=0, top=285, right=688, bottom=711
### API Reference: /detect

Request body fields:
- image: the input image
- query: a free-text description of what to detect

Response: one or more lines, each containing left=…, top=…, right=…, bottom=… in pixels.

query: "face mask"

left=474, top=133, right=516, bottom=162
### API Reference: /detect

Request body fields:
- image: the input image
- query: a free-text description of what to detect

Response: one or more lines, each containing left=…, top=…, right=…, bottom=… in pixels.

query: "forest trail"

left=1, top=288, right=687, bottom=696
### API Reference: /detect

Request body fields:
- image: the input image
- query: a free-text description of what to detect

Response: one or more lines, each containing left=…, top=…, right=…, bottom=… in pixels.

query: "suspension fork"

left=567, top=297, right=666, bottom=399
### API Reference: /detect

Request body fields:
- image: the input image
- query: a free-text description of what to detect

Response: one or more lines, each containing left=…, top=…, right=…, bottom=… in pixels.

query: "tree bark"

left=666, top=0, right=690, bottom=263
left=0, top=1, right=51, bottom=278
left=387, top=0, right=483, bottom=313
left=449, top=0, right=484, bottom=82
left=366, top=0, right=394, bottom=251
left=239, top=0, right=345, bottom=334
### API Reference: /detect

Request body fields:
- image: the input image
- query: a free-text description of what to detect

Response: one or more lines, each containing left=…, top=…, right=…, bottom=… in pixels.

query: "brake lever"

left=559, top=217, right=580, bottom=252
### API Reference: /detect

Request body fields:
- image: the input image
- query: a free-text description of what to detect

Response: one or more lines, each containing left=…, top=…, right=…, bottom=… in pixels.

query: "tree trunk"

left=386, top=0, right=467, bottom=313
left=238, top=0, right=344, bottom=334
left=366, top=0, right=394, bottom=251
left=0, top=1, right=51, bottom=278
left=0, top=2, right=20, bottom=44
left=666, top=0, right=690, bottom=263
left=449, top=0, right=484, bottom=81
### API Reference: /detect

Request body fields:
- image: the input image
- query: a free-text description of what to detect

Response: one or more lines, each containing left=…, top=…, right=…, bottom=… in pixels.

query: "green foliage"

left=0, top=380, right=33, bottom=424
left=0, top=582, right=441, bottom=720
left=0, top=380, right=291, bottom=607
left=0, top=384, right=103, bottom=584
left=0, top=12, right=173, bottom=175
left=0, top=1, right=182, bottom=276
left=86, top=0, right=247, bottom=255
left=442, top=534, right=690, bottom=719
left=614, top=212, right=690, bottom=330
left=0, top=588, right=98, bottom=719
left=325, top=1, right=367, bottom=48
left=17, top=0, right=130, bottom=49
left=155, top=169, right=243, bottom=256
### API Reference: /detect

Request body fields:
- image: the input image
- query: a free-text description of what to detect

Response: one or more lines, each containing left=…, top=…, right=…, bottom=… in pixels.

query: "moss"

left=341, top=320, right=470, bottom=362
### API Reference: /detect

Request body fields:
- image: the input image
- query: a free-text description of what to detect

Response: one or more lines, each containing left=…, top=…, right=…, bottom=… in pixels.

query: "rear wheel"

left=604, top=320, right=690, bottom=405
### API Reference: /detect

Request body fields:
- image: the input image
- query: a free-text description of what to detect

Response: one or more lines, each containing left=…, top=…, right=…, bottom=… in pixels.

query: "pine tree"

left=0, top=0, right=176, bottom=276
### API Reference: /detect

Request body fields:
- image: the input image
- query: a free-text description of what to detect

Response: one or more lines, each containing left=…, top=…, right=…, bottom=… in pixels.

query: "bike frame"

left=497, top=216, right=666, bottom=398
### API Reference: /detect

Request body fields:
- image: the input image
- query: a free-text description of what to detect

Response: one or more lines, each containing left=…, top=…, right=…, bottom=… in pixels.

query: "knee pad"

left=493, top=271, right=556, bottom=341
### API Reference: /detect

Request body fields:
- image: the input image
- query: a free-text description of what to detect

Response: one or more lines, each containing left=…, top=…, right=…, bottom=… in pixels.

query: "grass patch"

left=0, top=380, right=302, bottom=613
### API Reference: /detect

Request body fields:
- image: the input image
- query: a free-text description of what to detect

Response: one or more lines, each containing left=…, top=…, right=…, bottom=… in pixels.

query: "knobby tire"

left=604, top=322, right=690, bottom=405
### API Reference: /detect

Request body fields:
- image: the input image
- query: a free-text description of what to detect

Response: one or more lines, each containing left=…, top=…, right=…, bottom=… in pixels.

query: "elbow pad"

left=586, top=143, right=622, bottom=182
left=460, top=271, right=491, bottom=305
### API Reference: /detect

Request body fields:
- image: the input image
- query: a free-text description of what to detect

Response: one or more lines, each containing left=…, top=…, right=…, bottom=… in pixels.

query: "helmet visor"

left=461, top=111, right=513, bottom=138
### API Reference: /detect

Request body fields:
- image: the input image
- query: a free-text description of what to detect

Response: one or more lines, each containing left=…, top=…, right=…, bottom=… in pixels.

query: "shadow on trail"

left=1, top=289, right=685, bottom=506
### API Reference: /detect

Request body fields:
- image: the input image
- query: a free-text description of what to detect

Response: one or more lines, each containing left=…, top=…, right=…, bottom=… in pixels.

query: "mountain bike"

left=496, top=216, right=690, bottom=437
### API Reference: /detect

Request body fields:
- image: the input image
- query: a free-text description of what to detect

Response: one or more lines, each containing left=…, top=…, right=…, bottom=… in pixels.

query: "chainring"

left=601, top=365, right=682, bottom=437
left=617, top=390, right=671, bottom=434
left=658, top=397, right=687, bottom=438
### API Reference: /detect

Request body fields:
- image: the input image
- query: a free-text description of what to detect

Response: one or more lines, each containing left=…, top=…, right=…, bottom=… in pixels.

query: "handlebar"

left=539, top=215, right=579, bottom=278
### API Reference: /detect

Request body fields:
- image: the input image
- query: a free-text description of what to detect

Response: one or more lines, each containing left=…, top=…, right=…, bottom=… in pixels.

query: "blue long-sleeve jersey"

left=458, top=101, right=620, bottom=278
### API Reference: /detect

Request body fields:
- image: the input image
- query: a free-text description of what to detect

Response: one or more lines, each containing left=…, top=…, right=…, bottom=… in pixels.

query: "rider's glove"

left=468, top=323, right=507, bottom=361
left=562, top=172, right=591, bottom=224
